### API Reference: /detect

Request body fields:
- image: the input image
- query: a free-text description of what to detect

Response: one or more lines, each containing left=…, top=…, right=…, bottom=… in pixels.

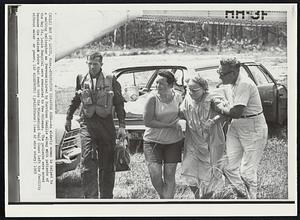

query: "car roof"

left=113, top=58, right=256, bottom=73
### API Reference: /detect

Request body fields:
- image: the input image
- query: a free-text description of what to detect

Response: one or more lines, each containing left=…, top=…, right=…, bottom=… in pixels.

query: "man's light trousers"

left=224, top=114, right=268, bottom=199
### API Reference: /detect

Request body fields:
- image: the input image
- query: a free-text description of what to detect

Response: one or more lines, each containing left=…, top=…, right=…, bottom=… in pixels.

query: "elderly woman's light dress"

left=180, top=75, right=230, bottom=199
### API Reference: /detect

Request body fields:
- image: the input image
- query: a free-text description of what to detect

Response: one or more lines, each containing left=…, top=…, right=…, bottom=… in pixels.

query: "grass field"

left=56, top=125, right=288, bottom=199
left=56, top=51, right=288, bottom=199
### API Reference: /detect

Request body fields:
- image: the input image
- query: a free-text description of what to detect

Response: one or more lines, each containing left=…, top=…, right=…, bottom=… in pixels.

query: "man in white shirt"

left=215, top=58, right=268, bottom=199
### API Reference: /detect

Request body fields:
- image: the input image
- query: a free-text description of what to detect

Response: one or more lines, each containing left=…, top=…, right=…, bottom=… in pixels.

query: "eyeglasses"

left=188, top=87, right=203, bottom=93
left=217, top=69, right=234, bottom=77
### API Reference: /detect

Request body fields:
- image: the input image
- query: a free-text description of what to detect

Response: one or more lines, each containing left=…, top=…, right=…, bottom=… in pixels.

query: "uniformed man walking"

left=215, top=58, right=268, bottom=199
left=65, top=52, right=126, bottom=199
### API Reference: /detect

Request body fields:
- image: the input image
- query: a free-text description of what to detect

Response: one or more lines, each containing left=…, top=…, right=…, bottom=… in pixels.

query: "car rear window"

left=246, top=65, right=273, bottom=85
left=117, top=68, right=178, bottom=102
left=195, top=66, right=253, bottom=89
left=118, top=69, right=155, bottom=89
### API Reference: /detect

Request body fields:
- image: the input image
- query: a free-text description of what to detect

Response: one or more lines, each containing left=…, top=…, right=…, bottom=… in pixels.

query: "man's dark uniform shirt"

left=66, top=72, right=125, bottom=127
left=66, top=71, right=125, bottom=199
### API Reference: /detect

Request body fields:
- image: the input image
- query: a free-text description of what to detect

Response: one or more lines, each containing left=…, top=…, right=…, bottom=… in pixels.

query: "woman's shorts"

left=143, top=140, right=183, bottom=163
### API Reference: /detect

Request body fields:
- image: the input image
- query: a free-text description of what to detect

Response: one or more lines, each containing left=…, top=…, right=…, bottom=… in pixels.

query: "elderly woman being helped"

left=180, top=75, right=229, bottom=199
left=143, top=71, right=184, bottom=199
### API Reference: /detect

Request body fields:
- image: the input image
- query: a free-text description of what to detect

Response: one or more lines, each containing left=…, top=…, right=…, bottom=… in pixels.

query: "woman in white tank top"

left=143, top=71, right=184, bottom=199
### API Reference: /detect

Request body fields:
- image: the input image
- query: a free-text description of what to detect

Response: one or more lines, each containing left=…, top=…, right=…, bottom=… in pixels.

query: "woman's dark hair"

left=158, top=70, right=176, bottom=86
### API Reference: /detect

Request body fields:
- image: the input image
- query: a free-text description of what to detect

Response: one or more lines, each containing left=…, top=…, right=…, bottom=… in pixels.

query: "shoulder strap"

left=151, top=93, right=157, bottom=119
left=79, top=73, right=89, bottom=88
left=104, top=74, right=113, bottom=89
left=174, top=91, right=182, bottom=103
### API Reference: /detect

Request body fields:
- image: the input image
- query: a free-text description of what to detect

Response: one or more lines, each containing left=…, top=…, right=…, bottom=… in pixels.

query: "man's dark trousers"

left=80, top=114, right=116, bottom=198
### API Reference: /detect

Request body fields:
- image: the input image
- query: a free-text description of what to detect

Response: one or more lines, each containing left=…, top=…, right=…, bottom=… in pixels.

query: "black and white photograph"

left=5, top=3, right=297, bottom=217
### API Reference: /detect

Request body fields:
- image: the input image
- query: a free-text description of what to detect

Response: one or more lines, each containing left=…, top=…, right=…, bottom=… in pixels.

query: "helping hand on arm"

left=215, top=103, right=245, bottom=119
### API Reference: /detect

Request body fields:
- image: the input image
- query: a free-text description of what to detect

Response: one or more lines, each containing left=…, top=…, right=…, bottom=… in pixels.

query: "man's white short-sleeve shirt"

left=232, top=73, right=263, bottom=115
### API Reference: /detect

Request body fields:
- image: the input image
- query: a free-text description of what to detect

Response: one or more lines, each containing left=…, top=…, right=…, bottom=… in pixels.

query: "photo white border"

left=5, top=3, right=297, bottom=217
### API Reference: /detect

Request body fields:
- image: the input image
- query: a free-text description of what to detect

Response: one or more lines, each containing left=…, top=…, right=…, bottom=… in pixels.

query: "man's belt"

left=240, top=111, right=263, bottom=118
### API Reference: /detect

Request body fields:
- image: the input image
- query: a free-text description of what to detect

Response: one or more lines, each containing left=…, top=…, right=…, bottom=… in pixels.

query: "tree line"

left=94, top=20, right=287, bottom=51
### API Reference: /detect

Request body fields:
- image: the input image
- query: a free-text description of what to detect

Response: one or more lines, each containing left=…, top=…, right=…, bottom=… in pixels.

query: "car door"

left=258, top=64, right=287, bottom=125
left=242, top=64, right=287, bottom=124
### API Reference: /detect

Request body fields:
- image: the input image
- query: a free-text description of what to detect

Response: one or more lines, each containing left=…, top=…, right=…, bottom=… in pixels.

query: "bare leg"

left=190, top=186, right=200, bottom=199
left=147, top=162, right=164, bottom=198
left=162, top=163, right=178, bottom=199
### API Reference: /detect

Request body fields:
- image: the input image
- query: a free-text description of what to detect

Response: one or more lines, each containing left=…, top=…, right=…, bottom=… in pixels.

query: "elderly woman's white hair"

left=185, top=73, right=209, bottom=92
